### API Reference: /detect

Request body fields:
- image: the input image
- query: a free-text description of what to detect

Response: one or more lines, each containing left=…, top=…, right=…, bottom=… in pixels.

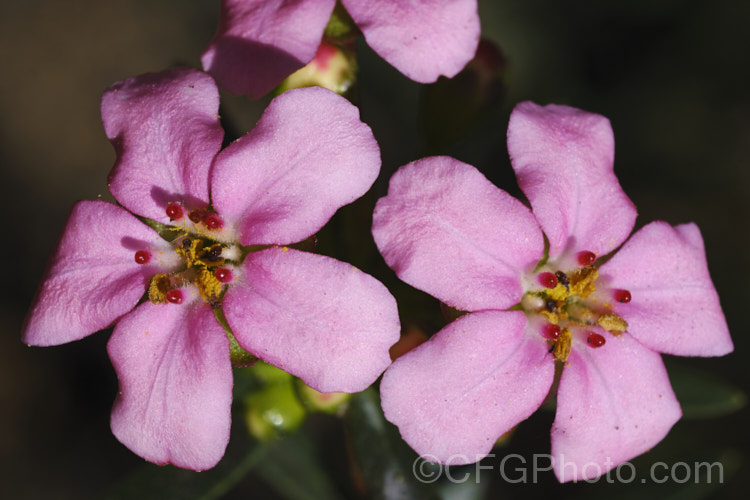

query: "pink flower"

left=372, top=101, right=733, bottom=481
left=201, top=0, right=481, bottom=98
left=22, top=67, right=400, bottom=471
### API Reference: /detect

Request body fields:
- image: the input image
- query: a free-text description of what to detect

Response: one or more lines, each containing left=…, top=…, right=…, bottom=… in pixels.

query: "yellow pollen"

left=148, top=274, right=171, bottom=304
left=176, top=238, right=203, bottom=265
left=569, top=267, right=598, bottom=298
left=148, top=233, right=232, bottom=307
left=597, top=313, right=628, bottom=335
left=545, top=283, right=568, bottom=302
left=553, top=328, right=572, bottom=363
left=539, top=310, right=559, bottom=324
left=195, top=268, right=223, bottom=304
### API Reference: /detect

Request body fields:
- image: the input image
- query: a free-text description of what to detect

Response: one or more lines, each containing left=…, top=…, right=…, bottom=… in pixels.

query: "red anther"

left=542, top=323, right=561, bottom=340
left=165, top=203, right=184, bottom=220
left=586, top=332, right=606, bottom=348
left=577, top=250, right=596, bottom=266
left=134, top=250, right=150, bottom=265
left=614, top=289, right=632, bottom=304
left=538, top=272, right=558, bottom=289
left=204, top=215, right=224, bottom=230
left=166, top=289, right=183, bottom=304
left=188, top=210, right=204, bottom=223
left=214, top=267, right=233, bottom=283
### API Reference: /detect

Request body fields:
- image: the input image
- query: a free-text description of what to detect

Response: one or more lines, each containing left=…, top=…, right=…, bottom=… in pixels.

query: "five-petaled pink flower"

left=202, top=0, right=481, bottom=98
left=372, top=101, right=733, bottom=481
left=22, top=67, right=400, bottom=471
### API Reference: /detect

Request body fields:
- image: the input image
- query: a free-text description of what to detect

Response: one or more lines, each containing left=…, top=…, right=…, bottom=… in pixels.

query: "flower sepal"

left=213, top=308, right=257, bottom=367
left=323, top=2, right=359, bottom=40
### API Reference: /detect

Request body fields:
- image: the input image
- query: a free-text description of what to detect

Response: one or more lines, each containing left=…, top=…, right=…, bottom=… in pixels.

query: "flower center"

left=521, top=249, right=630, bottom=362
left=135, top=203, right=240, bottom=308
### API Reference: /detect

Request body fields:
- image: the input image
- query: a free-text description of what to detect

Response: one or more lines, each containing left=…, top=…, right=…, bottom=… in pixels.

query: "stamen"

left=576, top=250, right=596, bottom=267
left=538, top=272, right=558, bottom=289
left=613, top=289, right=632, bottom=303
left=553, top=328, right=572, bottom=362
left=597, top=312, right=628, bottom=335
left=166, top=202, right=184, bottom=221
left=134, top=250, right=150, bottom=264
left=214, top=267, right=233, bottom=283
left=586, top=332, right=606, bottom=348
left=569, top=266, right=598, bottom=298
left=196, top=268, right=222, bottom=303
left=555, top=271, right=569, bottom=287
left=166, top=289, right=183, bottom=304
left=542, top=323, right=561, bottom=340
left=148, top=274, right=171, bottom=304
left=545, top=299, right=557, bottom=312
left=205, top=215, right=224, bottom=230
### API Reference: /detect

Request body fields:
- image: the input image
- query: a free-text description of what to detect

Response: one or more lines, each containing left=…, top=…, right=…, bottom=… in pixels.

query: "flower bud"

left=277, top=41, right=356, bottom=96
left=244, top=368, right=306, bottom=441
left=297, top=382, right=350, bottom=415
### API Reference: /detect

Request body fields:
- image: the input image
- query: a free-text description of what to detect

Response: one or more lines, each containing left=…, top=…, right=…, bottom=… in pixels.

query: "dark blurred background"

left=1, top=0, right=748, bottom=498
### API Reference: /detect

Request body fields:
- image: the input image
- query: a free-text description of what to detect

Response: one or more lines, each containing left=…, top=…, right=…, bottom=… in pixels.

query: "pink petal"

left=222, top=247, right=399, bottom=393
left=507, top=101, right=637, bottom=258
left=599, top=221, right=733, bottom=356
left=342, top=0, right=480, bottom=83
left=212, top=87, right=380, bottom=246
left=551, top=333, right=682, bottom=482
left=108, top=296, right=233, bottom=471
left=201, top=0, right=336, bottom=98
left=22, top=201, right=177, bottom=346
left=372, top=156, right=544, bottom=312
left=381, top=311, right=554, bottom=465
left=102, top=67, right=224, bottom=222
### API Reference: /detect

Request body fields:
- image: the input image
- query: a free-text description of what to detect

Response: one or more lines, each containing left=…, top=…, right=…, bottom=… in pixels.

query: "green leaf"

left=346, top=388, right=440, bottom=500
left=106, top=426, right=342, bottom=500
left=666, top=360, right=746, bottom=419
left=253, top=431, right=344, bottom=500
left=105, top=442, right=267, bottom=500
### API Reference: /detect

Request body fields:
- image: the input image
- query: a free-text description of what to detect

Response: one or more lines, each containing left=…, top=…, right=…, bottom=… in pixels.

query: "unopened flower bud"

left=297, top=382, right=350, bottom=415
left=277, top=41, right=356, bottom=96
left=244, top=367, right=306, bottom=441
